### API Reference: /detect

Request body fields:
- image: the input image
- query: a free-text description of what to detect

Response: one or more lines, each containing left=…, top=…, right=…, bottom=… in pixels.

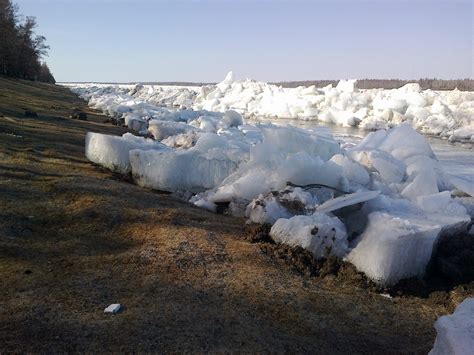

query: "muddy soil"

left=245, top=224, right=474, bottom=310
left=1, top=78, right=472, bottom=353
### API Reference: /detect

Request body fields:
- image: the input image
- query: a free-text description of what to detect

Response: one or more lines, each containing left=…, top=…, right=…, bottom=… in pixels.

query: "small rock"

left=24, top=110, right=38, bottom=118
left=71, top=109, right=87, bottom=120
left=104, top=303, right=122, bottom=314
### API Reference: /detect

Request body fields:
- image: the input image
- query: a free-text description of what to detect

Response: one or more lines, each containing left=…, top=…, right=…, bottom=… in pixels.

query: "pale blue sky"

left=16, top=0, right=473, bottom=82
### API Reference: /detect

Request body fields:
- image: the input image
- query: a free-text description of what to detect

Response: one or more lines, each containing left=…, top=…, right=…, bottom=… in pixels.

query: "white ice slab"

left=316, top=191, right=380, bottom=214
left=430, top=298, right=474, bottom=355
left=85, top=132, right=169, bottom=174
left=347, top=195, right=470, bottom=286
left=270, top=213, right=349, bottom=259
left=130, top=149, right=237, bottom=193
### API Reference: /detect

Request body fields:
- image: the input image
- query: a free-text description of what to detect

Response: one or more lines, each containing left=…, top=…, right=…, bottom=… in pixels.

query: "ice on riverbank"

left=345, top=126, right=470, bottom=285
left=130, top=149, right=238, bottom=193
left=81, top=92, right=472, bottom=286
left=245, top=187, right=318, bottom=225
left=85, top=132, right=169, bottom=174
left=347, top=197, right=470, bottom=285
left=129, top=132, right=243, bottom=193
left=270, top=213, right=349, bottom=260
left=430, top=298, right=474, bottom=355
left=66, top=72, right=474, bottom=143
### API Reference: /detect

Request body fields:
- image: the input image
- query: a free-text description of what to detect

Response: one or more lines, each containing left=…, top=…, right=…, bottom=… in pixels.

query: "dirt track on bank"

left=0, top=78, right=472, bottom=353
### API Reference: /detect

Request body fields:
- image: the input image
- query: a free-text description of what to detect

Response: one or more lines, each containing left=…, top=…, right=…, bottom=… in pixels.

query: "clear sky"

left=15, top=0, right=473, bottom=82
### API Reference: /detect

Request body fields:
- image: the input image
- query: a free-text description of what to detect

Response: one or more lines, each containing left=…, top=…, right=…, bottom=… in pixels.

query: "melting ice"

left=67, top=73, right=474, bottom=286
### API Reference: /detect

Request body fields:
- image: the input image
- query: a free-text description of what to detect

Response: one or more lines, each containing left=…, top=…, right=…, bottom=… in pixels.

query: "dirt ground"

left=0, top=78, right=472, bottom=353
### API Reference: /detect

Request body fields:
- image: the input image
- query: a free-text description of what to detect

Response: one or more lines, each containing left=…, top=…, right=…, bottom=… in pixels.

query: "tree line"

left=0, top=0, right=55, bottom=83
left=275, top=78, right=474, bottom=91
left=136, top=79, right=474, bottom=91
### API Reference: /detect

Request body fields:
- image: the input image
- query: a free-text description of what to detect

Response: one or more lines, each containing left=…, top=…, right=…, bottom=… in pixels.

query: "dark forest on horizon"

left=276, top=78, right=474, bottom=91
left=0, top=0, right=55, bottom=83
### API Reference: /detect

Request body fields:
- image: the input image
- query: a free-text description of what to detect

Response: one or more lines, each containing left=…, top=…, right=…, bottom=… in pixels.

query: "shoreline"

left=1, top=78, right=472, bottom=352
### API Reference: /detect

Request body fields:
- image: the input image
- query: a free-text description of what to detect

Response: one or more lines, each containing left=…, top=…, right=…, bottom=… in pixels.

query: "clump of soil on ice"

left=257, top=241, right=380, bottom=289
left=245, top=223, right=474, bottom=308
left=245, top=223, right=376, bottom=284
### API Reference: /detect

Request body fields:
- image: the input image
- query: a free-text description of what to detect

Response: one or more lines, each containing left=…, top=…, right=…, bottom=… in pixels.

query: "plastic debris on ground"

left=104, top=304, right=122, bottom=314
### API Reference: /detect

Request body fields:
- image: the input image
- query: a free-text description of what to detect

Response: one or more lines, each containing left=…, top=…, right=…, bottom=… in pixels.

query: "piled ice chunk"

left=349, top=211, right=444, bottom=285
left=80, top=87, right=472, bottom=286
left=270, top=213, right=349, bottom=259
left=344, top=126, right=470, bottom=285
left=245, top=187, right=318, bottom=225
left=429, top=298, right=474, bottom=355
left=130, top=132, right=245, bottom=193
left=130, top=149, right=237, bottom=193
left=205, top=125, right=344, bottom=206
left=85, top=132, right=169, bottom=174
left=65, top=72, right=474, bottom=143
left=148, top=120, right=197, bottom=141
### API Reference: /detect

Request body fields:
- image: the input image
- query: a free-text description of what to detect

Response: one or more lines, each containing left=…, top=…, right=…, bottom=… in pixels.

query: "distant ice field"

left=63, top=71, right=474, bottom=143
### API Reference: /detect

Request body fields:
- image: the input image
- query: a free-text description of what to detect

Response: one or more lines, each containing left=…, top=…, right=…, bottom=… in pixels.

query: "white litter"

left=104, top=304, right=122, bottom=314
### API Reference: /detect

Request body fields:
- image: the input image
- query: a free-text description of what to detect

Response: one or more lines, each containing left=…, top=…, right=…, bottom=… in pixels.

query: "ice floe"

left=85, top=132, right=169, bottom=174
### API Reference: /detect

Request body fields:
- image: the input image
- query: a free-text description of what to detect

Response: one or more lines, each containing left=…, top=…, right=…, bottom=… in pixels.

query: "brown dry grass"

left=0, top=78, right=469, bottom=353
